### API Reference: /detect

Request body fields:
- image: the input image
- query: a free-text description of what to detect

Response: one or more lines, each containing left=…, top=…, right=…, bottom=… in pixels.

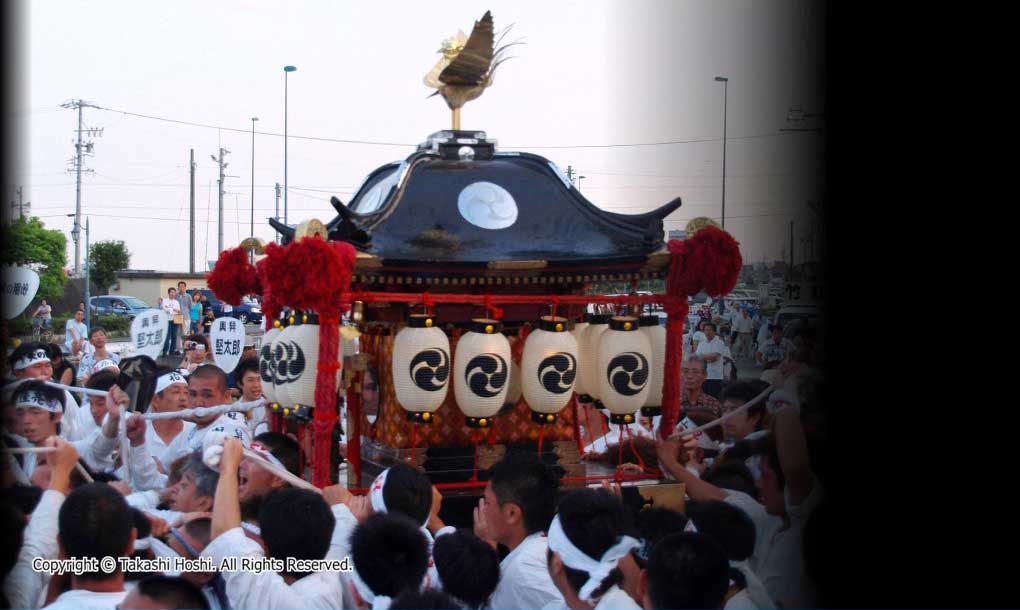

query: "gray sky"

left=15, top=0, right=825, bottom=274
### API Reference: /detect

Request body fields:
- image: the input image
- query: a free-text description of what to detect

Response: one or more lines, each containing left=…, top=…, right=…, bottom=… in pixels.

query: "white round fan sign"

left=211, top=316, right=246, bottom=373
left=1, top=265, right=40, bottom=320
left=130, top=309, right=170, bottom=360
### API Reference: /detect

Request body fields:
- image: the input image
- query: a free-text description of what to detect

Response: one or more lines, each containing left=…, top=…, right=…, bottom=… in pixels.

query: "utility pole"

left=789, top=221, right=795, bottom=280
left=274, top=182, right=281, bottom=243
left=61, top=100, right=102, bottom=277
left=189, top=149, right=196, bottom=273
left=211, top=148, right=231, bottom=253
left=84, top=217, right=91, bottom=328
left=15, top=187, right=23, bottom=220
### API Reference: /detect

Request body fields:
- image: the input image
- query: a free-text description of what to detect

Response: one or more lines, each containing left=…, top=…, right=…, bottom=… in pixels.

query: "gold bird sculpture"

left=424, top=11, right=519, bottom=129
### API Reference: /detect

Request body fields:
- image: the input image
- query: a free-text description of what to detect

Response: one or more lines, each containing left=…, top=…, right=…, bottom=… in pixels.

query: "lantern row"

left=390, top=313, right=667, bottom=428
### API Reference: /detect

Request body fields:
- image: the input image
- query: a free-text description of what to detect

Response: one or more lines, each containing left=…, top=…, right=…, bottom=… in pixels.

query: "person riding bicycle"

left=31, top=299, right=52, bottom=335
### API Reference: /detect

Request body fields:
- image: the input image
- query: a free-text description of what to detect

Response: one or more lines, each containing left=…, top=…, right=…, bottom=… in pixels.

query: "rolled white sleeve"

left=3, top=490, right=65, bottom=609
left=126, top=442, right=168, bottom=491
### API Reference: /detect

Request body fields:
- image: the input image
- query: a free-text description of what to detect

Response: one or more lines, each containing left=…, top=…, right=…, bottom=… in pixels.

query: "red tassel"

left=312, top=319, right=341, bottom=488
left=206, top=247, right=260, bottom=306
left=571, top=396, right=585, bottom=455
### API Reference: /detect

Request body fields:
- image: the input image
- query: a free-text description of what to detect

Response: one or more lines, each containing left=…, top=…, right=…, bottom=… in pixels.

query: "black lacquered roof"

left=270, top=131, right=681, bottom=268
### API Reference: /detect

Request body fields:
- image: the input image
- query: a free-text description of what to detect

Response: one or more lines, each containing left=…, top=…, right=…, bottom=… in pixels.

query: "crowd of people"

left=0, top=302, right=826, bottom=609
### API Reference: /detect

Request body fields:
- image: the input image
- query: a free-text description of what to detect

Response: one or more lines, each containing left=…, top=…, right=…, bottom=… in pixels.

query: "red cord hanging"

left=537, top=425, right=546, bottom=456
left=410, top=423, right=418, bottom=464
left=571, top=396, right=585, bottom=455
left=471, top=430, right=481, bottom=482
left=623, top=423, right=646, bottom=473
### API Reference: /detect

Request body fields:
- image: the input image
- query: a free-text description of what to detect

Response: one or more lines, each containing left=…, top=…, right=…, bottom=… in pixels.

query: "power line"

left=90, top=104, right=810, bottom=149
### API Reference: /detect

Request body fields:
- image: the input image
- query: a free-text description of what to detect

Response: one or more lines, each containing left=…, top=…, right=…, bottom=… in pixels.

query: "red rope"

left=297, top=423, right=306, bottom=477
left=581, top=401, right=594, bottom=456
left=537, top=425, right=546, bottom=456
left=623, top=423, right=646, bottom=473
left=571, top=396, right=585, bottom=455
left=423, top=292, right=434, bottom=316
left=471, top=431, right=481, bottom=482
left=347, top=380, right=361, bottom=486
left=410, top=423, right=418, bottom=464
left=616, top=424, right=625, bottom=481
left=551, top=295, right=560, bottom=319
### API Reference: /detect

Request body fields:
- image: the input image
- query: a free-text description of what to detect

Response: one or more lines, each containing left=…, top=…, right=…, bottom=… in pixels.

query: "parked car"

left=89, top=296, right=151, bottom=320
left=186, top=288, right=263, bottom=324
left=774, top=303, right=822, bottom=332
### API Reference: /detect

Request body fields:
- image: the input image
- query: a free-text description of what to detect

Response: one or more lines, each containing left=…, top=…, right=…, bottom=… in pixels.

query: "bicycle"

left=31, top=317, right=53, bottom=343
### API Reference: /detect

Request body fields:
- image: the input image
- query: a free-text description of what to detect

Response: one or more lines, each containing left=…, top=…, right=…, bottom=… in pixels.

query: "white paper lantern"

left=522, top=316, right=578, bottom=424
left=285, top=317, right=342, bottom=413
left=639, top=315, right=667, bottom=417
left=270, top=320, right=298, bottom=413
left=453, top=319, right=511, bottom=428
left=505, top=356, right=522, bottom=410
left=597, top=316, right=652, bottom=424
left=259, top=326, right=282, bottom=406
left=578, top=314, right=610, bottom=406
left=392, top=314, right=450, bottom=423
left=569, top=318, right=589, bottom=397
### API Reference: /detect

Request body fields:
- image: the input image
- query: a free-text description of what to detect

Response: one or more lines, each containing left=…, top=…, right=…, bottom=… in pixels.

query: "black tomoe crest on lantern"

left=454, top=319, right=511, bottom=428
left=465, top=353, right=507, bottom=397
left=409, top=348, right=450, bottom=391
left=259, top=326, right=282, bottom=407
left=606, top=352, right=649, bottom=396
left=394, top=314, right=451, bottom=423
left=540, top=353, right=577, bottom=393
left=597, top=316, right=652, bottom=424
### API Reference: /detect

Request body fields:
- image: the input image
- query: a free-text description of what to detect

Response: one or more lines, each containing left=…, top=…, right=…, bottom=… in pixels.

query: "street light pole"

left=283, top=65, right=296, bottom=228
left=714, top=76, right=728, bottom=230
left=250, top=117, right=258, bottom=237
left=577, top=175, right=586, bottom=192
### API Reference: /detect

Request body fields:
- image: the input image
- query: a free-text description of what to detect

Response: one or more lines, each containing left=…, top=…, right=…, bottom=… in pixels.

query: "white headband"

left=369, top=468, right=390, bottom=515
left=155, top=371, right=187, bottom=395
left=546, top=514, right=640, bottom=603
left=15, top=389, right=62, bottom=413
left=91, top=359, right=118, bottom=374
left=247, top=441, right=287, bottom=472
left=349, top=565, right=392, bottom=610
left=766, top=388, right=800, bottom=414
left=13, top=349, right=50, bottom=371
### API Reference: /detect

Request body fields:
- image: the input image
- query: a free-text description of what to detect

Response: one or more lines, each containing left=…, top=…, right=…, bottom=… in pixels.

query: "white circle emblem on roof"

left=457, top=182, right=517, bottom=230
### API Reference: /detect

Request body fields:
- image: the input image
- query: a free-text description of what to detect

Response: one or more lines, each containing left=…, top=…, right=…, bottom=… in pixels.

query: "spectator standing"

left=176, top=281, right=191, bottom=351
left=679, top=356, right=722, bottom=420
left=77, top=327, right=121, bottom=388
left=734, top=308, right=754, bottom=361
left=695, top=322, right=727, bottom=399
left=64, top=309, right=87, bottom=357
left=757, top=325, right=796, bottom=370
left=159, top=287, right=182, bottom=357
left=201, top=306, right=215, bottom=335
left=188, top=292, right=203, bottom=335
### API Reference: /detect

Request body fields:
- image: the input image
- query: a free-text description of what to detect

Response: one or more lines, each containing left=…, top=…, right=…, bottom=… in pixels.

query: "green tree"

left=89, top=240, right=131, bottom=293
left=0, top=217, right=68, bottom=301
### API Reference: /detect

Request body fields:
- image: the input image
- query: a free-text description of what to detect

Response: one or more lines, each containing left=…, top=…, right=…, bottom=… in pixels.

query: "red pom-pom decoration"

left=261, top=237, right=357, bottom=319
left=206, top=247, right=261, bottom=306
left=691, top=226, right=742, bottom=297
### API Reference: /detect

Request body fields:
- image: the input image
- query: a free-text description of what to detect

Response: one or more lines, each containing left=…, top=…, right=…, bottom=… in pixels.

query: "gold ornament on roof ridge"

left=423, top=10, right=523, bottom=130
